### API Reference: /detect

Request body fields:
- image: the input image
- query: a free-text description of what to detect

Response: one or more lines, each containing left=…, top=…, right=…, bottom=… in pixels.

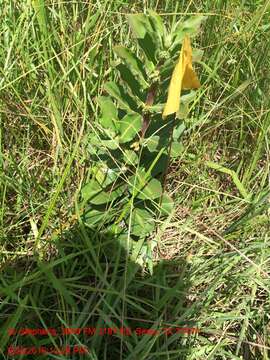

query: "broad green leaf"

left=92, top=165, right=106, bottom=184
left=149, top=10, right=165, bottom=35
left=181, top=90, right=197, bottom=103
left=82, top=176, right=123, bottom=205
left=127, top=13, right=150, bottom=38
left=119, top=113, right=142, bottom=143
left=100, top=138, right=119, bottom=150
left=137, top=178, right=162, bottom=200
left=92, top=165, right=120, bottom=188
left=159, top=58, right=175, bottom=79
left=145, top=135, right=160, bottom=152
left=104, top=81, right=137, bottom=111
left=146, top=103, right=164, bottom=113
left=90, top=135, right=119, bottom=150
left=159, top=193, right=174, bottom=215
left=173, top=122, right=186, bottom=140
left=138, top=34, right=157, bottom=64
left=148, top=10, right=165, bottom=46
left=127, top=13, right=159, bottom=64
left=129, top=169, right=163, bottom=200
left=144, top=153, right=168, bottom=178
left=123, top=150, right=138, bottom=165
left=84, top=209, right=106, bottom=227
left=130, top=208, right=155, bottom=237
left=88, top=191, right=107, bottom=205
left=173, top=16, right=206, bottom=43
left=97, top=96, right=118, bottom=132
left=117, top=232, right=134, bottom=252
left=147, top=240, right=158, bottom=275
left=114, top=46, right=149, bottom=88
left=177, top=92, right=197, bottom=119
left=116, top=63, right=144, bottom=101
left=82, top=180, right=102, bottom=202
left=171, top=142, right=184, bottom=157
left=87, top=142, right=98, bottom=155
left=89, top=184, right=126, bottom=205
left=177, top=102, right=189, bottom=119
left=32, top=0, right=48, bottom=37
left=135, top=242, right=149, bottom=268
left=129, top=169, right=149, bottom=194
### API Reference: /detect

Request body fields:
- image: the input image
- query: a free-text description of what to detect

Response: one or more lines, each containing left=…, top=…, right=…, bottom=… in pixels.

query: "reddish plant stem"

left=140, top=83, right=157, bottom=139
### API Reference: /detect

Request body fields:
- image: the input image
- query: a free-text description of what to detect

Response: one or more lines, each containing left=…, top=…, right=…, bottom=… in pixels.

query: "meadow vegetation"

left=0, top=0, right=270, bottom=359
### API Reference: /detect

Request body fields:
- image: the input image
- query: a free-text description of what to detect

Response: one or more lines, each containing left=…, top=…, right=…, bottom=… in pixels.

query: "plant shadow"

left=0, top=219, right=199, bottom=360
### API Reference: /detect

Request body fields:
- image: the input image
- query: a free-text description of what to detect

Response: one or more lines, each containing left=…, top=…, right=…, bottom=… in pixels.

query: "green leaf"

left=129, top=169, right=149, bottom=194
left=90, top=135, right=119, bottom=150
left=87, top=137, right=99, bottom=155
left=144, top=153, right=168, bottom=178
left=127, top=14, right=158, bottom=64
left=159, top=58, right=175, bottom=79
left=92, top=165, right=120, bottom=188
left=176, top=91, right=197, bottom=119
left=82, top=177, right=125, bottom=206
left=147, top=60, right=157, bottom=74
left=137, top=178, right=163, bottom=200
left=117, top=232, right=134, bottom=252
left=84, top=209, right=106, bottom=227
left=159, top=193, right=174, bottom=216
left=181, top=90, right=197, bottom=104
left=127, top=13, right=149, bottom=38
left=173, top=122, right=186, bottom=140
left=130, top=208, right=155, bottom=237
left=146, top=103, right=164, bottom=113
left=100, top=138, right=119, bottom=150
left=97, top=96, right=118, bottom=132
left=172, top=16, right=206, bottom=44
left=104, top=81, right=138, bottom=111
left=148, top=10, right=165, bottom=46
left=145, top=135, right=160, bottom=152
left=116, top=63, right=144, bottom=101
left=177, top=103, right=189, bottom=119
left=138, top=38, right=157, bottom=64
left=171, top=142, right=184, bottom=157
left=88, top=191, right=109, bottom=205
left=119, top=113, right=142, bottom=143
left=123, top=150, right=138, bottom=165
left=129, top=170, right=162, bottom=200
left=90, top=184, right=126, bottom=205
left=149, top=10, right=165, bottom=34
left=114, top=46, right=149, bottom=88
left=32, top=0, right=48, bottom=37
left=82, top=180, right=103, bottom=202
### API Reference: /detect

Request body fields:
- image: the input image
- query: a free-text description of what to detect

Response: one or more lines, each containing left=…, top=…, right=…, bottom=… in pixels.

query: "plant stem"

left=160, top=116, right=176, bottom=202
left=140, top=83, right=157, bottom=138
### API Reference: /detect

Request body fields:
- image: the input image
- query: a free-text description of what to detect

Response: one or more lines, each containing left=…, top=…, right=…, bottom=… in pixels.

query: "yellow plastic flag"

left=162, top=36, right=200, bottom=118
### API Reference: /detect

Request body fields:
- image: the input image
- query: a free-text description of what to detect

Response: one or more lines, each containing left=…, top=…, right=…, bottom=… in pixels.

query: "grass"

left=0, top=0, right=270, bottom=359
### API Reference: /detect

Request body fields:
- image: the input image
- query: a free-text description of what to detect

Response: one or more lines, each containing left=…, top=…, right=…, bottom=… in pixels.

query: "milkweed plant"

left=80, top=11, right=205, bottom=272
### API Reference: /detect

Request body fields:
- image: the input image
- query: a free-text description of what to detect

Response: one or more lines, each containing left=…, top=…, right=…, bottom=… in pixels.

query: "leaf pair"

left=97, top=95, right=142, bottom=144
left=162, top=36, right=200, bottom=118
left=127, top=11, right=165, bottom=64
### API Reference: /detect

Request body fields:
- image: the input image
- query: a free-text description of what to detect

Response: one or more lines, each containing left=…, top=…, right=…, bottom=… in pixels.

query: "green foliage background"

left=0, top=1, right=270, bottom=359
